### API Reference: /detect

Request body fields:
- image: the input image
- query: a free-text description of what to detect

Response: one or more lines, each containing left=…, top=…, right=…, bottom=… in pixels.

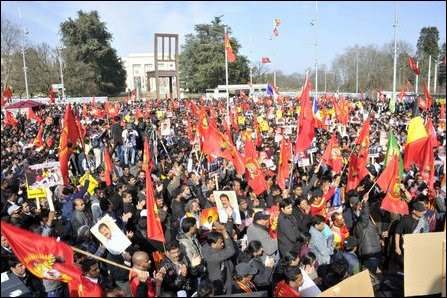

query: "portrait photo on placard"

left=214, top=191, right=241, bottom=224
left=90, top=214, right=131, bottom=255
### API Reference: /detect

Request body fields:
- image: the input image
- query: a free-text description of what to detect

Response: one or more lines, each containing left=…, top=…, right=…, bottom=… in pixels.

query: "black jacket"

left=353, top=202, right=382, bottom=256
left=277, top=212, right=301, bottom=257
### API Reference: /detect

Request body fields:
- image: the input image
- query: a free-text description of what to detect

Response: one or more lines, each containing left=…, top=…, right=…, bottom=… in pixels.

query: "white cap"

left=8, top=205, right=20, bottom=215
left=140, top=209, right=147, bottom=217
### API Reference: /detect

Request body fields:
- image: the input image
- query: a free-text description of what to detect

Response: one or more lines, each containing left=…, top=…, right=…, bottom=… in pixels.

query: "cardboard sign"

left=214, top=191, right=242, bottom=224
left=403, top=232, right=445, bottom=296
left=91, top=214, right=131, bottom=255
left=25, top=162, right=63, bottom=190
left=318, top=270, right=374, bottom=297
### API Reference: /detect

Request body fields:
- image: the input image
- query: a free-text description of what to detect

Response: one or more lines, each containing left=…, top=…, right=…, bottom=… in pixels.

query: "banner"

left=25, top=162, right=63, bottom=190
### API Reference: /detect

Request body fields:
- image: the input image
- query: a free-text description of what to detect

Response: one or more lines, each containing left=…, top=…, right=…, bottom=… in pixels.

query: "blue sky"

left=2, top=1, right=446, bottom=74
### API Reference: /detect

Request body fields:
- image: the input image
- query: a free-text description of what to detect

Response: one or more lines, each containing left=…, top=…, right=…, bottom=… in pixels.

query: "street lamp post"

left=19, top=8, right=30, bottom=100
left=313, top=1, right=318, bottom=100
left=391, top=1, right=398, bottom=113
left=58, top=47, right=66, bottom=101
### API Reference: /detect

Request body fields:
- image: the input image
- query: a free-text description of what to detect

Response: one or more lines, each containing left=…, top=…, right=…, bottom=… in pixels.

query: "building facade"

left=120, top=53, right=177, bottom=95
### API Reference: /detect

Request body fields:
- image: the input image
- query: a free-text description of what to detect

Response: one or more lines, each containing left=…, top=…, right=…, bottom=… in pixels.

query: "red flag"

left=59, top=104, right=80, bottom=185
left=294, top=78, right=315, bottom=154
left=277, top=136, right=292, bottom=190
left=49, top=86, right=55, bottom=104
left=69, top=275, right=103, bottom=297
left=104, top=148, right=113, bottom=186
left=397, top=85, right=406, bottom=100
left=1, top=86, right=13, bottom=106
left=346, top=118, right=370, bottom=191
left=143, top=137, right=165, bottom=243
left=34, top=125, right=45, bottom=148
left=274, top=280, right=301, bottom=297
left=407, top=56, right=420, bottom=75
left=5, top=110, right=19, bottom=126
left=425, top=117, right=440, bottom=147
left=186, top=115, right=194, bottom=142
left=224, top=32, right=237, bottom=63
left=244, top=136, right=268, bottom=195
left=0, top=222, right=82, bottom=284
left=423, top=80, right=432, bottom=110
left=321, top=132, right=343, bottom=174
left=377, top=156, right=409, bottom=215
left=27, top=108, right=42, bottom=124
left=261, top=57, right=271, bottom=63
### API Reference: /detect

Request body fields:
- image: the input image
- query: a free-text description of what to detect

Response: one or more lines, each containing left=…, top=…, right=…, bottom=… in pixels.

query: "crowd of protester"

left=1, top=92, right=445, bottom=297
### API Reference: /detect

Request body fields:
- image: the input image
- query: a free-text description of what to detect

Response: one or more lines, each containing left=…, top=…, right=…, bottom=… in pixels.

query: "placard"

left=404, top=232, right=445, bottom=296
left=200, top=207, right=219, bottom=230
left=318, top=270, right=374, bottom=297
left=91, top=214, right=131, bottom=255
left=214, top=191, right=242, bottom=224
left=25, top=162, right=63, bottom=190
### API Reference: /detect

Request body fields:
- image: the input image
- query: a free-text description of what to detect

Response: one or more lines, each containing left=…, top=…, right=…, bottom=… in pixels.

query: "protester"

left=0, top=92, right=445, bottom=298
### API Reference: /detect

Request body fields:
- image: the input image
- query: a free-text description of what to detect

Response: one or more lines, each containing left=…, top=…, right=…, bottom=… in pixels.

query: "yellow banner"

left=79, top=173, right=99, bottom=195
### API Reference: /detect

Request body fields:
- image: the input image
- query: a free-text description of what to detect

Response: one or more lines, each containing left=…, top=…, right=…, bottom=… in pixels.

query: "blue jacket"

left=61, top=181, right=90, bottom=220
left=309, top=226, right=334, bottom=265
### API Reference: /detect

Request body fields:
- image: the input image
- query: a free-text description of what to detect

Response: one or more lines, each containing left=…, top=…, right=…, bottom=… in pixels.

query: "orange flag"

left=225, top=32, right=237, bottom=63
left=143, top=137, right=165, bottom=243
left=59, top=104, right=80, bottom=185
left=277, top=136, right=292, bottom=190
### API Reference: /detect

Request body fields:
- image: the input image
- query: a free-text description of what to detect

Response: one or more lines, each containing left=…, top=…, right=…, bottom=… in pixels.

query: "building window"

left=133, top=64, right=141, bottom=76
left=158, top=62, right=165, bottom=68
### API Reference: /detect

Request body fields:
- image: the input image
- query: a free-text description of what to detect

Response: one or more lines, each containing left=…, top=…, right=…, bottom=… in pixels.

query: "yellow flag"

left=406, top=116, right=428, bottom=145
left=79, top=173, right=99, bottom=195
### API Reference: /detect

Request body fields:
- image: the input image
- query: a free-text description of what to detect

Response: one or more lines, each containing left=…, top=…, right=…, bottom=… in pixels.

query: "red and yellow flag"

left=346, top=118, right=370, bottom=191
left=403, top=116, right=428, bottom=171
left=34, top=124, right=45, bottom=148
left=1, top=222, right=82, bottom=284
left=225, top=32, right=237, bottom=63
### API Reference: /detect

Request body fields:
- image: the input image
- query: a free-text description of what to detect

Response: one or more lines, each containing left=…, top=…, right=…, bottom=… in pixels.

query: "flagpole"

left=314, top=1, right=318, bottom=101
left=391, top=1, right=398, bottom=113
left=71, top=246, right=132, bottom=272
left=427, top=55, right=432, bottom=93
left=415, top=60, right=419, bottom=95
left=433, top=59, right=438, bottom=95
left=224, top=27, right=230, bottom=125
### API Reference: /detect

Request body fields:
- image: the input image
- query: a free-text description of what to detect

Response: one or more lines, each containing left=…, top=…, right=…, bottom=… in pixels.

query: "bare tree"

left=1, top=16, right=22, bottom=90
